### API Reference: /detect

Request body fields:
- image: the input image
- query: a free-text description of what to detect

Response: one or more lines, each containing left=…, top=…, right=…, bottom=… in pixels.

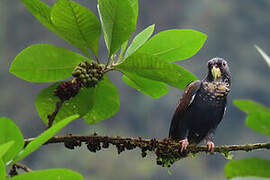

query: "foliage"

left=0, top=115, right=78, bottom=179
left=10, top=0, right=206, bottom=127
left=224, top=47, right=270, bottom=179
left=225, top=158, right=270, bottom=179
left=9, top=169, right=84, bottom=180
left=4, top=0, right=208, bottom=178
left=255, top=45, right=270, bottom=67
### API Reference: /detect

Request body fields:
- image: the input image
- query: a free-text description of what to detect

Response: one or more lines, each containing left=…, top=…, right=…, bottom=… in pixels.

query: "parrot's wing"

left=169, top=80, right=201, bottom=140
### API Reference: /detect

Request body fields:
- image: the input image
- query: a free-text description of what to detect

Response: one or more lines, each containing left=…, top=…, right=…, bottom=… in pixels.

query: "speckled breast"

left=199, top=81, right=230, bottom=106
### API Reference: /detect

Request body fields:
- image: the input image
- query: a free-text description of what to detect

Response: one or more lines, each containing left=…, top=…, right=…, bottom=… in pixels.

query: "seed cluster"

left=54, top=81, right=82, bottom=101
left=72, top=61, right=105, bottom=88
left=54, top=61, right=105, bottom=101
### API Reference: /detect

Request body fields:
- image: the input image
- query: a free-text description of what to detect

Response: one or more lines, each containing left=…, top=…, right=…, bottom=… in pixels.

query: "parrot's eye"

left=222, top=61, right=227, bottom=68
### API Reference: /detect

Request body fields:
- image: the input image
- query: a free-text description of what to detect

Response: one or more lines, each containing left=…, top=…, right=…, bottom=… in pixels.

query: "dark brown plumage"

left=169, top=57, right=231, bottom=152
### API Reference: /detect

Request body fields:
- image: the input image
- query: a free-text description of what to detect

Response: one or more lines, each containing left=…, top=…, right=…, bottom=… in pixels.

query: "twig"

left=47, top=100, right=64, bottom=129
left=9, top=163, right=32, bottom=177
left=14, top=163, right=33, bottom=172
left=24, top=133, right=270, bottom=155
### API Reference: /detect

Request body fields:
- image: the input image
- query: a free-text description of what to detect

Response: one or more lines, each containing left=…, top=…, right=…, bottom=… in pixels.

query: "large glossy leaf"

left=122, top=73, right=169, bottom=98
left=255, top=45, right=270, bottom=67
left=0, top=117, right=24, bottom=163
left=84, top=76, right=120, bottom=124
left=225, top=158, right=270, bottom=179
left=234, top=100, right=270, bottom=136
left=115, top=53, right=197, bottom=89
left=14, top=115, right=79, bottom=163
left=21, top=0, right=54, bottom=31
left=135, top=29, right=207, bottom=62
left=0, top=142, right=14, bottom=179
left=51, top=0, right=101, bottom=56
left=0, top=160, right=5, bottom=180
left=233, top=100, right=270, bottom=114
left=231, top=178, right=270, bottom=180
left=0, top=141, right=15, bottom=159
left=9, top=44, right=86, bottom=82
left=35, top=82, right=95, bottom=125
left=125, top=24, right=155, bottom=58
left=10, top=168, right=83, bottom=180
left=98, top=0, right=138, bottom=57
left=21, top=0, right=88, bottom=56
left=246, top=112, right=270, bottom=136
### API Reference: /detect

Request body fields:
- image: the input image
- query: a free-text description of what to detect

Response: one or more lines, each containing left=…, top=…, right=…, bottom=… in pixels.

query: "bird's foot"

left=179, top=138, right=189, bottom=152
left=206, top=140, right=215, bottom=153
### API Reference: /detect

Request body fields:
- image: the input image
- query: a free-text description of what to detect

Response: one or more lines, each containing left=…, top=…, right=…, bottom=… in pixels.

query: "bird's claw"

left=206, top=140, right=215, bottom=153
left=179, top=138, right=189, bottom=152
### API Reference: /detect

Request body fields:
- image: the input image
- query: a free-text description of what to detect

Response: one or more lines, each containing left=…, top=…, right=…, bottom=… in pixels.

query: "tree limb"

left=24, top=133, right=270, bottom=156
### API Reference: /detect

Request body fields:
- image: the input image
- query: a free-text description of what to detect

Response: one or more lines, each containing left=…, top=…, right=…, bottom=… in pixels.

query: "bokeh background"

left=1, top=0, right=270, bottom=179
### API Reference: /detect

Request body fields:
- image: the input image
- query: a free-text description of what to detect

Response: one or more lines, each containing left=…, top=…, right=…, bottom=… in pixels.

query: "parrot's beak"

left=211, top=66, right=221, bottom=80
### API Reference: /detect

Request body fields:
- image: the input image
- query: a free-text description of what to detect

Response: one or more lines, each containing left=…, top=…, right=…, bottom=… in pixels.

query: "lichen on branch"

left=24, top=133, right=270, bottom=167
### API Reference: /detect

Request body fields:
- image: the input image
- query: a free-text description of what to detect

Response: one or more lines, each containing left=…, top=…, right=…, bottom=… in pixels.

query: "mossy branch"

left=24, top=133, right=270, bottom=167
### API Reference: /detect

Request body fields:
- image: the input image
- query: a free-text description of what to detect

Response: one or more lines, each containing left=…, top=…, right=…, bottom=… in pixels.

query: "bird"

left=169, top=57, right=231, bottom=153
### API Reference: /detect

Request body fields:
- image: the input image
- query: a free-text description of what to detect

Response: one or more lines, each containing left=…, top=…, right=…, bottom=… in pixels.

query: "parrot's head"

left=206, top=57, right=231, bottom=85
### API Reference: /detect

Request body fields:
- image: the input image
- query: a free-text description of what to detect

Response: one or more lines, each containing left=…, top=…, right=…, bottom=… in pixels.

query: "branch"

left=47, top=100, right=64, bottom=129
left=9, top=163, right=32, bottom=177
left=24, top=133, right=270, bottom=167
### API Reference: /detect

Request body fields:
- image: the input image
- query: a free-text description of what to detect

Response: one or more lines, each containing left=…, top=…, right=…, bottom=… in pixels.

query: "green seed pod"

left=72, top=71, right=80, bottom=77
left=92, top=77, right=98, bottom=82
left=79, top=62, right=86, bottom=68
left=85, top=74, right=89, bottom=78
left=80, top=74, right=85, bottom=79
left=82, top=69, right=87, bottom=74
left=83, top=79, right=87, bottom=84
left=94, top=72, right=99, bottom=77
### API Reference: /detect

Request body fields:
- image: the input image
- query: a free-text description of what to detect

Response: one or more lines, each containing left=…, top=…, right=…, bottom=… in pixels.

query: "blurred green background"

left=1, top=0, right=270, bottom=179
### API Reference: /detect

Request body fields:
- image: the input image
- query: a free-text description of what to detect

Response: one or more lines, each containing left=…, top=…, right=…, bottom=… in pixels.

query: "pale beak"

left=211, top=66, right=221, bottom=80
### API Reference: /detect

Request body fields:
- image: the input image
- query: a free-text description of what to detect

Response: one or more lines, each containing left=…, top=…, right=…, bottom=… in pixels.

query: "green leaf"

left=225, top=158, right=270, bottom=179
left=122, top=73, right=169, bottom=98
left=246, top=112, right=270, bottom=136
left=120, top=41, right=128, bottom=58
left=135, top=29, right=207, bottom=62
left=234, top=100, right=270, bottom=136
left=10, top=168, right=83, bottom=180
left=125, top=24, right=155, bottom=58
left=0, top=117, right=24, bottom=163
left=21, top=0, right=54, bottom=31
left=35, top=82, right=95, bottom=125
left=98, top=0, right=138, bottom=57
left=21, top=0, right=88, bottom=56
left=14, top=115, right=79, bottom=163
left=84, top=76, right=120, bottom=124
left=9, top=44, right=86, bottom=82
left=0, top=141, right=15, bottom=159
left=255, top=45, right=270, bottom=67
left=233, top=100, right=270, bottom=114
left=51, top=0, right=101, bottom=56
left=0, top=160, right=5, bottom=180
left=231, top=178, right=270, bottom=180
left=115, top=53, right=197, bottom=89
